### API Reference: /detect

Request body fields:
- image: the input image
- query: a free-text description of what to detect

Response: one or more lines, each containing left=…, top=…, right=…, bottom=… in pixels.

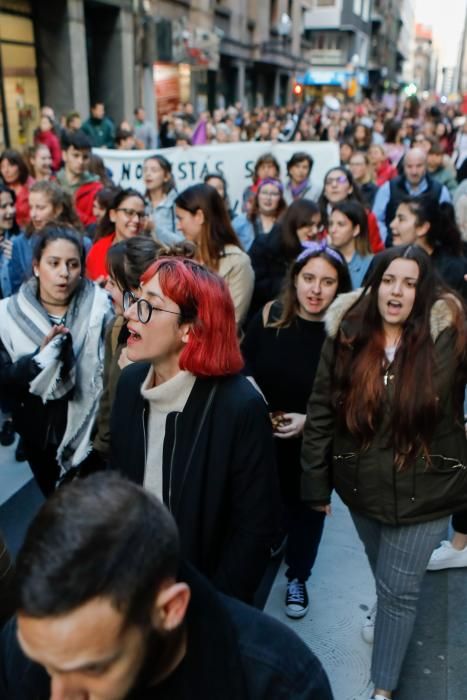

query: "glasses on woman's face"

left=123, top=290, right=180, bottom=324
left=325, top=175, right=348, bottom=187
left=116, top=208, right=146, bottom=221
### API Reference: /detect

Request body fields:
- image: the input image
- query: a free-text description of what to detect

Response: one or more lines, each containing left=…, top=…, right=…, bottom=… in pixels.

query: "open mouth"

left=127, top=327, right=142, bottom=344
left=387, top=300, right=402, bottom=310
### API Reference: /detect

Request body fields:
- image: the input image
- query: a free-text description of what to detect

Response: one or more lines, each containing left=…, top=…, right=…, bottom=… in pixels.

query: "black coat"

left=0, top=340, right=67, bottom=451
left=0, top=563, right=333, bottom=700
left=110, top=364, right=282, bottom=602
left=248, top=224, right=292, bottom=317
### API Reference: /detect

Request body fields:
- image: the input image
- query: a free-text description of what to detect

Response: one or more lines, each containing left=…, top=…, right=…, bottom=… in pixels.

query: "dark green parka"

left=301, top=290, right=467, bottom=525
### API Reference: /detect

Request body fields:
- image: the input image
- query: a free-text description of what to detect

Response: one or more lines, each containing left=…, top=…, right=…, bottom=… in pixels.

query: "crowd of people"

left=0, top=93, right=466, bottom=700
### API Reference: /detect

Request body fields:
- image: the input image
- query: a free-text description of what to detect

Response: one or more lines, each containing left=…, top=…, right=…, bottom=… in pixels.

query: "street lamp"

left=277, top=13, right=292, bottom=38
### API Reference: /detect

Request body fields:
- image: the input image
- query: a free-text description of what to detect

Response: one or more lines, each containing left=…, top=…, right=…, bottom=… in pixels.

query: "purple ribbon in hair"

left=257, top=177, right=284, bottom=193
left=296, top=241, right=344, bottom=264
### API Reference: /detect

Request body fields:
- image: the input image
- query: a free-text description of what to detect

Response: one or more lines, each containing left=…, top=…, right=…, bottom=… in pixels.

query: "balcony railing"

left=306, top=48, right=346, bottom=66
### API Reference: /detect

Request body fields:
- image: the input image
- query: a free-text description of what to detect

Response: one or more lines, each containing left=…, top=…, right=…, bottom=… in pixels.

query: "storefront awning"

left=297, top=68, right=368, bottom=88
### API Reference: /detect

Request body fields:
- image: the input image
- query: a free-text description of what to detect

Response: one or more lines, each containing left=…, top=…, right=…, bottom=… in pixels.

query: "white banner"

left=94, top=142, right=339, bottom=216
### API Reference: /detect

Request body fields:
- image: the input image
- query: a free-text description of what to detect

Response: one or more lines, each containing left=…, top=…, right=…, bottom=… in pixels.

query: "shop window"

left=0, top=11, right=40, bottom=148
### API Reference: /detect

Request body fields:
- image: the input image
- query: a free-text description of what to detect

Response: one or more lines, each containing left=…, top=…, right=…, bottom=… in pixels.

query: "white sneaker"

left=362, top=602, right=377, bottom=644
left=427, top=540, right=467, bottom=571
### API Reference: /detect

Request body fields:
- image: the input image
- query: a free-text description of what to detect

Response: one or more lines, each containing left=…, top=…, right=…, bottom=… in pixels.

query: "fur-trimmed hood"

left=324, top=289, right=457, bottom=342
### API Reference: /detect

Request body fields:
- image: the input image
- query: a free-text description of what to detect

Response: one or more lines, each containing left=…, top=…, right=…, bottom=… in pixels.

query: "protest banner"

left=94, top=141, right=339, bottom=216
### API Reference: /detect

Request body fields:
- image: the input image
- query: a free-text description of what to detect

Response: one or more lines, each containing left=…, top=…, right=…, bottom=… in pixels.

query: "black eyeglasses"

left=123, top=290, right=180, bottom=324
left=116, top=208, right=146, bottom=220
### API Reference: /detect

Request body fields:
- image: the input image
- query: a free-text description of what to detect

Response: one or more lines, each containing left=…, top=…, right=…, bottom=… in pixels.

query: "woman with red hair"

left=110, top=257, right=281, bottom=603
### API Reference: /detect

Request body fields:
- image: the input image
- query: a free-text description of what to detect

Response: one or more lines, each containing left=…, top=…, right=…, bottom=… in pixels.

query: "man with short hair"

left=2, top=473, right=333, bottom=700
left=56, top=130, right=102, bottom=225
left=82, top=101, right=115, bottom=148
left=372, top=147, right=451, bottom=245
left=134, top=106, right=157, bottom=149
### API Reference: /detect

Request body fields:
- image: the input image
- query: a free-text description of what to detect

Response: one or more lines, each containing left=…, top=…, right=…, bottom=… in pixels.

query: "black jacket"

left=110, top=364, right=282, bottom=602
left=248, top=224, right=292, bottom=317
left=0, top=340, right=68, bottom=450
left=0, top=564, right=333, bottom=700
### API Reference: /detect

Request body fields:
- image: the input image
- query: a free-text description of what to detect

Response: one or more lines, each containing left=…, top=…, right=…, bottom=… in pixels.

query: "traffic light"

left=293, top=83, right=303, bottom=97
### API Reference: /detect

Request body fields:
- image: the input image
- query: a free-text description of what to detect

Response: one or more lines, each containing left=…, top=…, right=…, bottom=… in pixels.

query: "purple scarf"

left=289, top=178, right=310, bottom=199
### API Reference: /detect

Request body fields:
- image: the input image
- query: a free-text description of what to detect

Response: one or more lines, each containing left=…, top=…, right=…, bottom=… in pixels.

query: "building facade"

left=147, top=0, right=313, bottom=114
left=0, top=0, right=136, bottom=149
left=367, top=0, right=405, bottom=96
left=299, top=0, right=372, bottom=97
left=456, top=7, right=467, bottom=97
left=413, top=23, right=436, bottom=92
left=397, top=0, right=415, bottom=87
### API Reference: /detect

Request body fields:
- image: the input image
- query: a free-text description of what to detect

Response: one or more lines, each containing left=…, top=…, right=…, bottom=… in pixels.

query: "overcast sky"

left=415, top=0, right=466, bottom=67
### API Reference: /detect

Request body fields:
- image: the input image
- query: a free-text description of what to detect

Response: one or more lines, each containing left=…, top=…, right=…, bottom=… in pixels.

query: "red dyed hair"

left=140, top=257, right=243, bottom=377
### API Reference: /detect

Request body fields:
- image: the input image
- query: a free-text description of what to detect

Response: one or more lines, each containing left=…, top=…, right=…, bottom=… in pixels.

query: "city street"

left=2, top=440, right=466, bottom=699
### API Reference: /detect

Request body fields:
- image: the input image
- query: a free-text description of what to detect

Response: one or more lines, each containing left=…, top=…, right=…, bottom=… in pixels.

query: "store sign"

left=94, top=141, right=339, bottom=216
left=298, top=68, right=368, bottom=87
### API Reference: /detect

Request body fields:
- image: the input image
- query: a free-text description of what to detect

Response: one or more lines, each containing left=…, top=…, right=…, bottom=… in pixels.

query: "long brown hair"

left=332, top=245, right=466, bottom=470
left=174, top=184, right=241, bottom=270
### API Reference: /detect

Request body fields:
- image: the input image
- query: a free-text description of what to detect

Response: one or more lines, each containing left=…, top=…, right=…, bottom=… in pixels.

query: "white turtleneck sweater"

left=140, top=368, right=196, bottom=499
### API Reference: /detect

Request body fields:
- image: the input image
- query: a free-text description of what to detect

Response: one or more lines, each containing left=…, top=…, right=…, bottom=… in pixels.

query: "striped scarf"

left=0, top=278, right=112, bottom=471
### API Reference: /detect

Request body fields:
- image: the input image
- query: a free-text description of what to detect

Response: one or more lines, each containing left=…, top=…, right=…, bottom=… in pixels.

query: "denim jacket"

left=147, top=189, right=183, bottom=246
left=0, top=231, right=17, bottom=298
left=8, top=232, right=37, bottom=295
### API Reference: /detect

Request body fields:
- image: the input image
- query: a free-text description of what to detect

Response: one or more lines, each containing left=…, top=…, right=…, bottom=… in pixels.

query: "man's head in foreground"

left=15, top=474, right=190, bottom=700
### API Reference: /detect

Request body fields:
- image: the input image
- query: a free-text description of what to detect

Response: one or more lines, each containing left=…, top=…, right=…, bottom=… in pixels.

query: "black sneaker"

left=285, top=578, right=309, bottom=618
left=0, top=419, right=15, bottom=447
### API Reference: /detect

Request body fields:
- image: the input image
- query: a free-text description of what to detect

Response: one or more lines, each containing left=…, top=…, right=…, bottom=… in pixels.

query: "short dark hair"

left=15, top=473, right=180, bottom=626
left=62, top=129, right=92, bottom=152
left=115, top=127, right=134, bottom=145
left=286, top=151, right=314, bottom=175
